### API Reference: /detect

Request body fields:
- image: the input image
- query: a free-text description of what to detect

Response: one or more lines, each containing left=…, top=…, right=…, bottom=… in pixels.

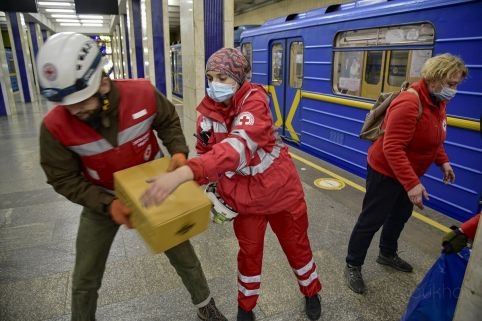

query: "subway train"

left=170, top=25, right=260, bottom=98
left=234, top=24, right=260, bottom=48
left=239, top=0, right=482, bottom=222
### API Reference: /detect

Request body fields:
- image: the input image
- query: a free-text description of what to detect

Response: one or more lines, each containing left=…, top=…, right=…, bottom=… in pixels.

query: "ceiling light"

left=60, top=23, right=81, bottom=26
left=38, top=2, right=72, bottom=6
left=79, top=15, right=104, bottom=19
left=56, top=19, right=80, bottom=23
left=81, top=20, right=103, bottom=24
left=51, top=14, right=77, bottom=18
left=46, top=9, right=75, bottom=13
left=83, top=23, right=103, bottom=27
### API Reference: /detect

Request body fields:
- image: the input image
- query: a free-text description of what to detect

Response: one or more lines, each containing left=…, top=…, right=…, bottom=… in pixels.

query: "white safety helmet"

left=37, top=32, right=105, bottom=105
left=205, top=183, right=238, bottom=224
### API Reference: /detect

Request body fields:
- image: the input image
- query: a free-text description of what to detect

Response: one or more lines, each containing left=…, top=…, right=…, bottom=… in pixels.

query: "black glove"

left=442, top=225, right=468, bottom=254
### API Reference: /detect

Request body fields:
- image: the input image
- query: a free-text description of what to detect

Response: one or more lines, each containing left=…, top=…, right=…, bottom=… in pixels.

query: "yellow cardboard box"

left=114, top=158, right=211, bottom=253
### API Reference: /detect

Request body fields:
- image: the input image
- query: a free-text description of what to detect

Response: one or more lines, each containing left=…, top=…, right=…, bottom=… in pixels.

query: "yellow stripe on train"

left=301, top=91, right=480, bottom=132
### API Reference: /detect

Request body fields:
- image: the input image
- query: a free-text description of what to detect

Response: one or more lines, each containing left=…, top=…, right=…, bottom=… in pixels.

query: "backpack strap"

left=406, top=87, right=423, bottom=120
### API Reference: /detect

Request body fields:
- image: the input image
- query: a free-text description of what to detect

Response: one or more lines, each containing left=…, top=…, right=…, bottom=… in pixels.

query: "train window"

left=337, top=28, right=378, bottom=47
left=241, top=43, right=253, bottom=81
left=380, top=24, right=434, bottom=45
left=289, top=42, right=303, bottom=88
left=336, top=23, right=434, bottom=47
left=333, top=49, right=433, bottom=99
left=271, top=43, right=283, bottom=85
left=333, top=51, right=363, bottom=96
left=365, top=51, right=383, bottom=85
left=407, top=49, right=432, bottom=79
left=388, top=50, right=409, bottom=86
left=333, top=24, right=434, bottom=99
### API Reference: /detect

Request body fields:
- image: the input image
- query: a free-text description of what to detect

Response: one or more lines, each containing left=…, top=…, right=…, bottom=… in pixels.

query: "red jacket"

left=187, top=81, right=305, bottom=215
left=368, top=80, right=449, bottom=191
left=43, top=80, right=160, bottom=190
left=461, top=213, right=480, bottom=240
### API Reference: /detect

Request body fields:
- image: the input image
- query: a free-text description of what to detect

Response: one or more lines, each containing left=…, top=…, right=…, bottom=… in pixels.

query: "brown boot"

left=197, top=298, right=227, bottom=321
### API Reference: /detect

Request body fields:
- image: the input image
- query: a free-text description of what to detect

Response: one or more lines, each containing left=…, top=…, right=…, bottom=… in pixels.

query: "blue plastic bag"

left=400, top=248, right=470, bottom=321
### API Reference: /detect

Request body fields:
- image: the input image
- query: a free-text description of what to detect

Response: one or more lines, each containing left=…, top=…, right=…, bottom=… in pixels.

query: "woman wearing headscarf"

left=141, top=48, right=322, bottom=321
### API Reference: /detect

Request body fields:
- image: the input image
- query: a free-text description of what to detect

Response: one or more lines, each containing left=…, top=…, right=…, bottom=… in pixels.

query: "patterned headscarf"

left=206, top=48, right=251, bottom=84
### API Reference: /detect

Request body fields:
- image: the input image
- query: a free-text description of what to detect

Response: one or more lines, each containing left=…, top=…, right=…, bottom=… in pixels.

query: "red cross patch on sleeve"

left=236, top=112, right=255, bottom=126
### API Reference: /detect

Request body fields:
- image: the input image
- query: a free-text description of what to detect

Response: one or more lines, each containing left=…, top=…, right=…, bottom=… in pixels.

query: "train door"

left=269, top=39, right=303, bottom=143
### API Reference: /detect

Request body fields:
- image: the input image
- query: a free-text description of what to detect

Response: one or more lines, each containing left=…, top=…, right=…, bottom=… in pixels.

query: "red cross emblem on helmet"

left=42, top=63, right=57, bottom=81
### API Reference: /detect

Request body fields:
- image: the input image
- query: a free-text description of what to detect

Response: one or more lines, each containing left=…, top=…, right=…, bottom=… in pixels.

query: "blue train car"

left=170, top=25, right=261, bottom=98
left=234, top=25, right=260, bottom=48
left=240, top=0, right=482, bottom=222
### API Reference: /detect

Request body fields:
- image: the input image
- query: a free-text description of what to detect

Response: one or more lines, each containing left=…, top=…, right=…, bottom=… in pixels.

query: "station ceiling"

left=0, top=0, right=284, bottom=33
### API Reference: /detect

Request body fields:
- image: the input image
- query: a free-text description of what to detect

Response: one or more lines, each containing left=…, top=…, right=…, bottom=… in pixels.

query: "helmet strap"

left=84, top=107, right=103, bottom=129
left=99, top=94, right=110, bottom=111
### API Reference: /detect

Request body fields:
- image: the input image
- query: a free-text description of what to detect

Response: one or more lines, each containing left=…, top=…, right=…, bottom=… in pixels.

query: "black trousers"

left=346, top=165, right=414, bottom=267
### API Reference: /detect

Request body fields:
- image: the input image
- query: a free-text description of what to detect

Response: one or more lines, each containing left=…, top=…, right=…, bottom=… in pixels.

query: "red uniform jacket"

left=43, top=80, right=160, bottom=190
left=187, top=81, right=305, bottom=215
left=368, top=79, right=449, bottom=191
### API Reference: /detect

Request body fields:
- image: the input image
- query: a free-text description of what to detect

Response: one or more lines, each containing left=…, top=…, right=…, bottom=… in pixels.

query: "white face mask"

left=207, top=81, right=237, bottom=102
left=432, top=85, right=457, bottom=101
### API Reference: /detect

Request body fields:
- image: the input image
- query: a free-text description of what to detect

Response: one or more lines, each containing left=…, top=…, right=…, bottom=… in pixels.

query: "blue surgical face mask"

left=432, top=85, right=457, bottom=101
left=207, top=81, right=236, bottom=102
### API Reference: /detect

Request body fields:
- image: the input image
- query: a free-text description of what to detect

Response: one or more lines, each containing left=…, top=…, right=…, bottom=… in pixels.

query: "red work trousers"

left=233, top=200, right=322, bottom=311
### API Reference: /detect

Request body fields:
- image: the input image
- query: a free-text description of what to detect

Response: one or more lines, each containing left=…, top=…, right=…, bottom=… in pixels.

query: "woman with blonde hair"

left=344, top=53, right=468, bottom=294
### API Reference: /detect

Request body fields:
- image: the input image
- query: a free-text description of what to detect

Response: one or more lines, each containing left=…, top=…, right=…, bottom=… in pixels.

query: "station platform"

left=0, top=100, right=460, bottom=321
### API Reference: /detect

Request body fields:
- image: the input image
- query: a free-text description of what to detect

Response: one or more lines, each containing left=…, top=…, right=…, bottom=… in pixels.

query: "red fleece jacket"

left=367, top=80, right=449, bottom=191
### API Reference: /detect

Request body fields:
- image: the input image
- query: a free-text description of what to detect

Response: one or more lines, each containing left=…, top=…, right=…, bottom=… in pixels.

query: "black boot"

left=305, top=294, right=321, bottom=320
left=197, top=298, right=227, bottom=321
left=237, top=306, right=255, bottom=321
left=376, top=253, right=413, bottom=272
left=345, top=265, right=366, bottom=294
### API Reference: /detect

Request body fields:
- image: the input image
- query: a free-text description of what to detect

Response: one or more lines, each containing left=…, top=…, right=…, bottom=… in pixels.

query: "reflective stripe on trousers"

left=233, top=201, right=322, bottom=311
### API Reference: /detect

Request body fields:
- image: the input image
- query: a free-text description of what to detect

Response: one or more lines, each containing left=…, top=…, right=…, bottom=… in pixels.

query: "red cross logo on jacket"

left=237, top=112, right=255, bottom=126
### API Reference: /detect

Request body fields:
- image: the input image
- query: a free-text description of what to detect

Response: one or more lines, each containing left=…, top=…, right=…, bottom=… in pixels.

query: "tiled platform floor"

left=0, top=100, right=458, bottom=321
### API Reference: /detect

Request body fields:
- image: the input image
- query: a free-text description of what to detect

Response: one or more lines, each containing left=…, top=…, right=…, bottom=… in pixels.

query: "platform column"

left=139, top=0, right=167, bottom=94
left=162, top=0, right=172, bottom=101
left=131, top=0, right=144, bottom=78
left=41, top=29, right=48, bottom=43
left=121, top=14, right=132, bottom=78
left=27, top=22, right=40, bottom=96
left=0, top=28, right=16, bottom=116
left=224, top=0, right=234, bottom=48
left=179, top=0, right=205, bottom=146
left=6, top=13, right=37, bottom=103
left=126, top=0, right=138, bottom=78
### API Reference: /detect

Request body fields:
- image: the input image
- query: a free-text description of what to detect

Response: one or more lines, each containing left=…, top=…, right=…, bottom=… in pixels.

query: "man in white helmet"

left=37, top=32, right=227, bottom=321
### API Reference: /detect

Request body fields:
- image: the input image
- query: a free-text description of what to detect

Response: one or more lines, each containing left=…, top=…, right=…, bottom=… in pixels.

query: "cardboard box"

left=114, top=158, right=211, bottom=253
